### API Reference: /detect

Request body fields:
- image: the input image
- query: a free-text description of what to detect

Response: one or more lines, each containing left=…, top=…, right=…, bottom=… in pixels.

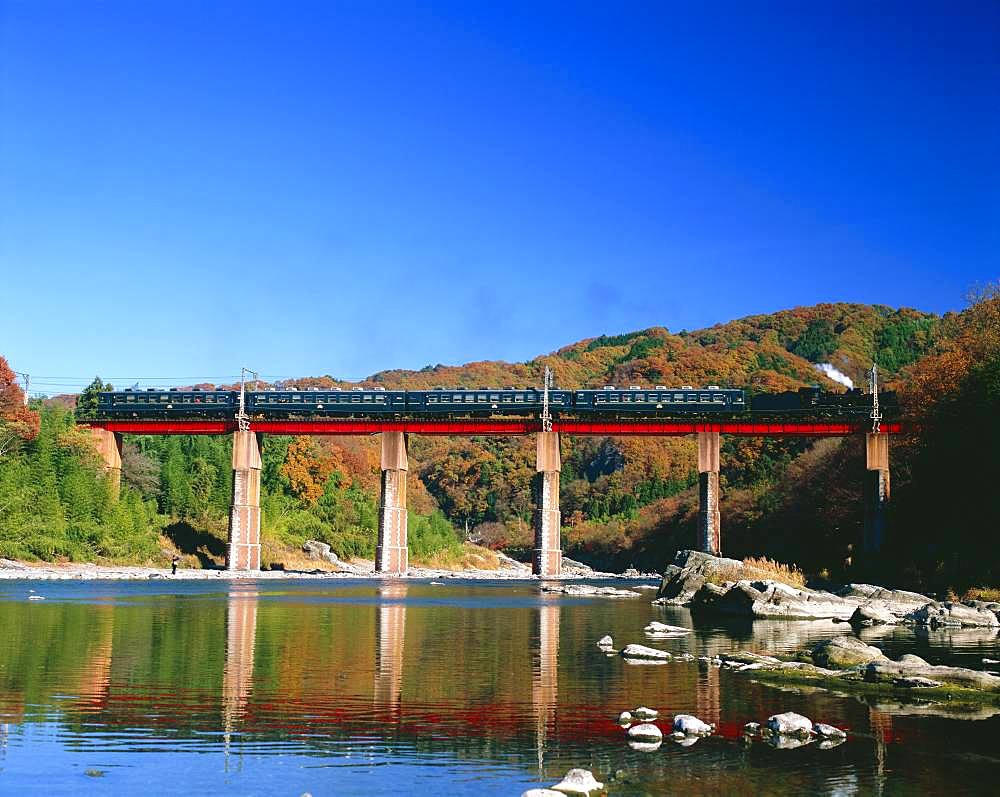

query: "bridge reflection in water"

left=532, top=595, right=560, bottom=774
left=374, top=582, right=408, bottom=715
left=223, top=584, right=258, bottom=769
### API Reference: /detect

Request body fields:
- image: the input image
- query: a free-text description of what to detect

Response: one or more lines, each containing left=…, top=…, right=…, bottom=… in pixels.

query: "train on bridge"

left=95, top=384, right=895, bottom=421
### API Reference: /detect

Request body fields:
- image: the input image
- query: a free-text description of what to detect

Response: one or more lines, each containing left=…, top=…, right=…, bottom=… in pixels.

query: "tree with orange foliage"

left=0, top=355, right=40, bottom=456
left=280, top=436, right=344, bottom=505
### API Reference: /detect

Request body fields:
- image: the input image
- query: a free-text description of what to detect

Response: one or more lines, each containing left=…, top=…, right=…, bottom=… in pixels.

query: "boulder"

left=627, top=723, right=663, bottom=742
left=522, top=791, right=565, bottom=797
left=849, top=603, right=898, bottom=627
left=672, top=714, right=713, bottom=736
left=620, top=644, right=670, bottom=660
left=694, top=580, right=861, bottom=620
left=835, top=584, right=931, bottom=614
left=632, top=706, right=658, bottom=720
left=811, top=637, right=887, bottom=669
left=766, top=712, right=814, bottom=737
left=618, top=711, right=632, bottom=725
left=656, top=549, right=745, bottom=605
left=550, top=769, right=604, bottom=795
left=596, top=635, right=614, bottom=649
left=894, top=676, right=943, bottom=688
left=813, top=722, right=847, bottom=739
left=897, top=653, right=929, bottom=666
left=743, top=722, right=761, bottom=735
left=908, top=601, right=1000, bottom=628
left=302, top=540, right=332, bottom=560
left=863, top=660, right=1000, bottom=692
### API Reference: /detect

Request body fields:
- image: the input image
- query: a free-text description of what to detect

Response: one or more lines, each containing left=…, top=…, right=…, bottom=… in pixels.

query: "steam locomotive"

left=95, top=383, right=892, bottom=420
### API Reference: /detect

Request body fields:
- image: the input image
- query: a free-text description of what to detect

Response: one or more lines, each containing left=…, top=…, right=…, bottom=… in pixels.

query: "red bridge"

left=79, top=415, right=896, bottom=577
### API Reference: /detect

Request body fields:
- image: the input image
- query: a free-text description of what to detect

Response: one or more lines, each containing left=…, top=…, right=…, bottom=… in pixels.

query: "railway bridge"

left=79, top=415, right=899, bottom=576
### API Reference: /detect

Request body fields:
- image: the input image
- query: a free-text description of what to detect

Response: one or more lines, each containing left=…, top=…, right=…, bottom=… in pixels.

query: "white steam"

left=815, top=363, right=854, bottom=389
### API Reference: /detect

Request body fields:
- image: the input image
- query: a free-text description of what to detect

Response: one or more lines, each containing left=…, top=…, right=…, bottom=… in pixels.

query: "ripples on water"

left=1, top=579, right=999, bottom=795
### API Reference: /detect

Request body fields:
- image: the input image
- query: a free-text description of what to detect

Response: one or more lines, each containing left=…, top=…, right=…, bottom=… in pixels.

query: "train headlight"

left=166, top=404, right=173, bottom=409
left=317, top=404, right=324, bottom=409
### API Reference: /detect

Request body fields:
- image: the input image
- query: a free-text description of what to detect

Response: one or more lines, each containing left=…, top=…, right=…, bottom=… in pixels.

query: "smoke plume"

left=815, top=363, right=854, bottom=389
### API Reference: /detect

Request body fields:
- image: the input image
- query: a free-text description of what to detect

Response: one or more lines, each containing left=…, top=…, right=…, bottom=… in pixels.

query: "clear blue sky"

left=1, top=1, right=997, bottom=394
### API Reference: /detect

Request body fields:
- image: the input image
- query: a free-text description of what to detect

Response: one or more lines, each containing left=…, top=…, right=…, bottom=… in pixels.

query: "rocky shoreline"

left=648, top=550, right=1000, bottom=710
left=0, top=550, right=659, bottom=583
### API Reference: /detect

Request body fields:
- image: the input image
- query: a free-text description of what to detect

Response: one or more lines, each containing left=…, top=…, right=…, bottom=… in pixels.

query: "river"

left=0, top=578, right=998, bottom=795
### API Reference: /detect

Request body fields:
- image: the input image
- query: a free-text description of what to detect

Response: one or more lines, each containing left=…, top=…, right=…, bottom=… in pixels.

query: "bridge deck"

left=79, top=418, right=902, bottom=436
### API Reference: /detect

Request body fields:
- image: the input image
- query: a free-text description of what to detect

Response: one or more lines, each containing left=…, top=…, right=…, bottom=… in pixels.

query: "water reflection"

left=375, top=581, right=408, bottom=715
left=222, top=585, right=258, bottom=752
left=531, top=595, right=560, bottom=773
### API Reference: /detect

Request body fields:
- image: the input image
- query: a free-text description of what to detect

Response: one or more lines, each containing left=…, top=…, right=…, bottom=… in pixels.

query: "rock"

left=813, top=722, right=847, bottom=739
left=0, top=559, right=28, bottom=570
left=656, top=549, right=746, bottom=605
left=596, top=635, right=614, bottom=649
left=622, top=567, right=641, bottom=577
left=719, top=651, right=781, bottom=666
left=894, top=676, right=943, bottom=688
left=818, top=737, right=847, bottom=750
left=811, top=637, right=887, bottom=669
left=632, top=706, right=658, bottom=720
left=835, top=584, right=932, bottom=614
left=908, top=601, right=1000, bottom=628
left=897, top=654, right=929, bottom=666
left=627, top=723, right=663, bottom=742
left=766, top=712, right=814, bottom=737
left=522, top=790, right=565, bottom=797
left=670, top=733, right=702, bottom=747
left=618, top=711, right=632, bottom=725
left=550, top=769, right=604, bottom=795
left=542, top=584, right=640, bottom=598
left=743, top=722, right=761, bottom=735
left=864, top=660, right=1000, bottom=692
left=620, top=644, right=670, bottom=660
left=644, top=621, right=689, bottom=634
left=672, top=714, right=713, bottom=736
left=302, top=540, right=332, bottom=560
left=849, top=603, right=898, bottom=626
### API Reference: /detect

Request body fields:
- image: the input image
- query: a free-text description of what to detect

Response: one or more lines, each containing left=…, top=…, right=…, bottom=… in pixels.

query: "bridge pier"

left=89, top=428, right=123, bottom=498
left=697, top=431, right=721, bottom=555
left=227, top=430, right=262, bottom=571
left=533, top=432, right=562, bottom=577
left=376, top=432, right=409, bottom=575
left=864, top=433, right=890, bottom=555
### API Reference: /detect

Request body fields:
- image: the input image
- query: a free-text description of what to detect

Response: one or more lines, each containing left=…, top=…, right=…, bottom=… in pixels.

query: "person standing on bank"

left=171, top=555, right=179, bottom=576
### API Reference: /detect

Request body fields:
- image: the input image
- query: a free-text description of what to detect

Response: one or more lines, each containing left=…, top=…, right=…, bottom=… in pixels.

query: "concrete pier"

left=532, top=432, right=562, bottom=577
left=89, top=428, right=123, bottom=498
left=227, top=431, right=262, bottom=571
left=697, top=431, right=721, bottom=555
left=864, top=433, right=890, bottom=554
left=376, top=432, right=409, bottom=575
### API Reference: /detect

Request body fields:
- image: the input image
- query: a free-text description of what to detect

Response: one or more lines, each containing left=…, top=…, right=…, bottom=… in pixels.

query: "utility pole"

left=541, top=366, right=553, bottom=432
left=238, top=367, right=258, bottom=432
left=14, top=372, right=28, bottom=405
left=868, top=363, right=881, bottom=434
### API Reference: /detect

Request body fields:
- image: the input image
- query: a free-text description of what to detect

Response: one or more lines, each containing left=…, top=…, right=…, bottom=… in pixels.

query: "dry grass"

left=706, top=556, right=806, bottom=588
left=963, top=586, right=1000, bottom=602
left=412, top=543, right=501, bottom=571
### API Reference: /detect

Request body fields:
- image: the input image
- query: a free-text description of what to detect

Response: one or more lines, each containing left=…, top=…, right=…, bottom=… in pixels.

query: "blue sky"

left=1, top=1, right=997, bottom=393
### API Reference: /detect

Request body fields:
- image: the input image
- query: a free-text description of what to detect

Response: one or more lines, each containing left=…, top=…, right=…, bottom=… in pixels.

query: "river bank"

left=0, top=556, right=659, bottom=582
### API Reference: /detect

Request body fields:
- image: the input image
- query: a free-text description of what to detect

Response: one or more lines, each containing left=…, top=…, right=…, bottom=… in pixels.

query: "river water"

left=1, top=578, right=999, bottom=796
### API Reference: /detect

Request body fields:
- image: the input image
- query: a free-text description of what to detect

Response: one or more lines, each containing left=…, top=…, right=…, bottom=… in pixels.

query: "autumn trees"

left=0, top=356, right=40, bottom=456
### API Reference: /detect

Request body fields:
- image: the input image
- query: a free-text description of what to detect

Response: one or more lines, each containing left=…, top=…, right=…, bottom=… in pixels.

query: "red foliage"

left=0, top=356, right=39, bottom=441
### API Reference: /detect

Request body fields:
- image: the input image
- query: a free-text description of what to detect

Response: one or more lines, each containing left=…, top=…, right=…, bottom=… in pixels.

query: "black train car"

left=98, top=389, right=238, bottom=418
left=247, top=388, right=406, bottom=417
left=572, top=386, right=746, bottom=415
left=405, top=388, right=572, bottom=416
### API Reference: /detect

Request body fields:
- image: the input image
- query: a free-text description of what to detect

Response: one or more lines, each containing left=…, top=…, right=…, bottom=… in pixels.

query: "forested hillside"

left=4, top=297, right=998, bottom=591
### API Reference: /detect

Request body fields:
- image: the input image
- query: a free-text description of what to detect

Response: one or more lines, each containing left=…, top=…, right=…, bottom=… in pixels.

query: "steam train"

left=95, top=384, right=894, bottom=420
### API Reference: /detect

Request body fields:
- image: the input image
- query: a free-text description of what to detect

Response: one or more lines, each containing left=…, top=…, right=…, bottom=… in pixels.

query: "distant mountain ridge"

left=280, top=302, right=939, bottom=394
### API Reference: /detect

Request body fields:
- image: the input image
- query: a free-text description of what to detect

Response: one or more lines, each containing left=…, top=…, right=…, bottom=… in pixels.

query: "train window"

left=477, top=394, right=487, bottom=402
left=126, top=394, right=135, bottom=403
left=489, top=394, right=499, bottom=401
left=515, top=394, right=524, bottom=402
left=375, top=394, right=385, bottom=403
left=363, top=394, right=372, bottom=402
left=351, top=395, right=360, bottom=403
left=160, top=395, right=169, bottom=401
left=635, top=393, right=645, bottom=401
left=595, top=394, right=606, bottom=403
left=427, top=395, right=437, bottom=403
